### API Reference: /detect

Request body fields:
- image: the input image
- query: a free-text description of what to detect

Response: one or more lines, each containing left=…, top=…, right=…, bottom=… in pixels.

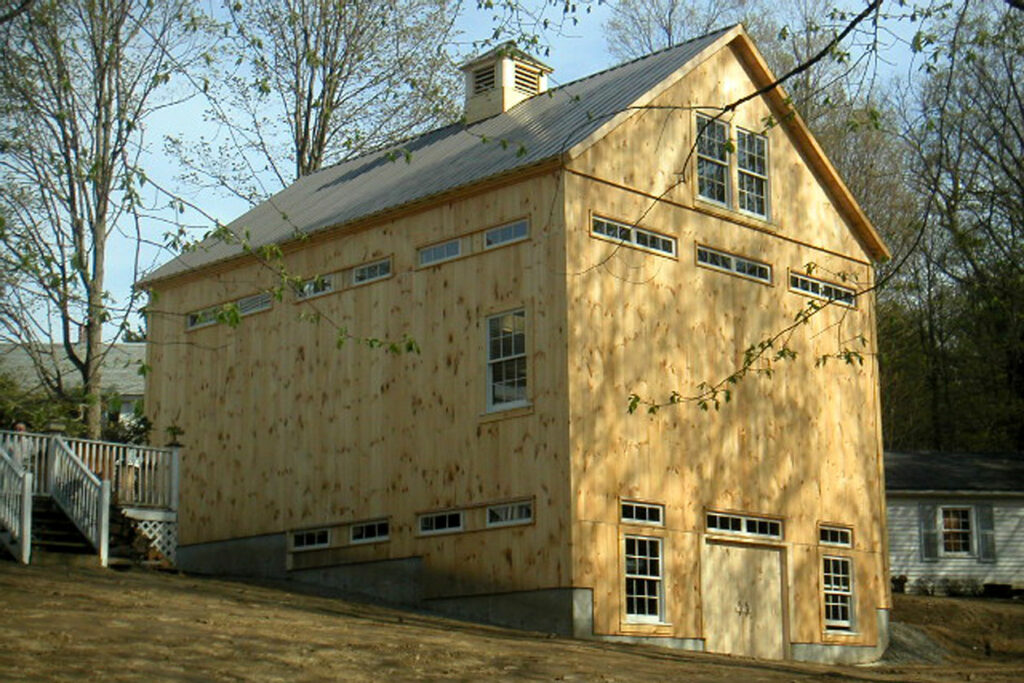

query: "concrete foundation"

left=291, top=557, right=424, bottom=605
left=177, top=533, right=287, bottom=579
left=790, top=609, right=891, bottom=664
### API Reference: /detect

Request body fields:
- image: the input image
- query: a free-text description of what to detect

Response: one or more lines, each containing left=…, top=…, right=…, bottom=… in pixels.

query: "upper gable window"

left=696, top=115, right=770, bottom=220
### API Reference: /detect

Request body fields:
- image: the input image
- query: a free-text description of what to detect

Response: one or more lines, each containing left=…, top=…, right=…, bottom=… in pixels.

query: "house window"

left=920, top=504, right=996, bottom=562
left=624, top=536, right=663, bottom=623
left=419, top=511, right=463, bottom=535
left=487, top=501, right=533, bottom=527
left=352, top=258, right=391, bottom=285
left=941, top=507, right=972, bottom=553
left=696, top=115, right=770, bottom=219
left=696, top=115, right=730, bottom=205
left=591, top=216, right=677, bottom=257
left=789, top=273, right=856, bottom=307
left=186, top=306, right=219, bottom=330
left=486, top=309, right=527, bottom=410
left=621, top=501, right=664, bottom=526
left=737, top=128, right=768, bottom=217
left=418, top=238, right=461, bottom=266
left=296, top=274, right=335, bottom=300
left=696, top=245, right=772, bottom=283
left=823, top=556, right=854, bottom=630
left=350, top=519, right=389, bottom=544
left=484, top=219, right=529, bottom=249
left=706, top=511, right=782, bottom=539
left=292, top=528, right=330, bottom=550
left=819, top=525, right=853, bottom=547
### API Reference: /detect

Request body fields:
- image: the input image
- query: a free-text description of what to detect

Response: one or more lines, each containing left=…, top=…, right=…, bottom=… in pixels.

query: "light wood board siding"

left=888, top=496, right=1024, bottom=588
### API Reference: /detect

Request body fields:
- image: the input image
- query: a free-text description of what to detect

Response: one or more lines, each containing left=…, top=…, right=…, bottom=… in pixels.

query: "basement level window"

left=350, top=519, right=389, bottom=544
left=419, top=511, right=464, bottom=535
left=621, top=501, right=664, bottom=526
left=706, top=511, right=782, bottom=540
left=418, top=238, right=461, bottom=267
left=484, top=219, right=529, bottom=249
left=592, top=216, right=676, bottom=257
left=487, top=501, right=533, bottom=528
left=295, top=274, right=335, bottom=300
left=789, top=273, right=856, bottom=307
left=292, top=528, right=330, bottom=550
left=820, top=525, right=853, bottom=547
left=352, top=258, right=391, bottom=285
left=237, top=292, right=272, bottom=316
left=696, top=245, right=772, bottom=283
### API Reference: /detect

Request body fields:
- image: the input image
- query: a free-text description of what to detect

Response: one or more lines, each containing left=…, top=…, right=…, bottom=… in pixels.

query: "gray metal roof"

left=0, top=343, right=146, bottom=396
left=145, top=27, right=733, bottom=283
left=885, top=451, right=1024, bottom=493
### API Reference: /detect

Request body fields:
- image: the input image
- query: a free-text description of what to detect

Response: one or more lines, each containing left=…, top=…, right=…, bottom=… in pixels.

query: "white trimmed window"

left=823, top=556, right=854, bottom=630
left=296, top=274, right=335, bottom=300
left=790, top=273, right=856, bottom=307
left=737, top=128, right=768, bottom=217
left=484, top=219, right=529, bottom=249
left=819, top=525, right=853, bottom=547
left=186, top=307, right=219, bottom=330
left=706, top=511, right=782, bottom=539
left=624, top=536, right=663, bottom=623
left=418, top=238, right=461, bottom=266
left=696, top=245, right=772, bottom=283
left=350, top=519, right=389, bottom=544
left=292, top=528, right=330, bottom=550
left=419, top=511, right=463, bottom=535
left=696, top=115, right=770, bottom=219
left=696, top=115, right=730, bottom=205
left=621, top=501, right=664, bottom=526
left=941, top=507, right=972, bottom=554
left=487, top=501, right=533, bottom=527
left=920, top=504, right=996, bottom=562
left=592, top=216, right=677, bottom=257
left=486, top=309, right=527, bottom=410
left=352, top=258, right=391, bottom=285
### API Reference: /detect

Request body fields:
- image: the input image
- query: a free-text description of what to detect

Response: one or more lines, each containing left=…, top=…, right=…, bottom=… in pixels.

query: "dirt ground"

left=1, top=562, right=1021, bottom=682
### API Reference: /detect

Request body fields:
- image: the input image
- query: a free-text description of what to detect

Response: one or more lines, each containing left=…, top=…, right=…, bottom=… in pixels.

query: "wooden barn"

left=141, top=26, right=892, bottom=663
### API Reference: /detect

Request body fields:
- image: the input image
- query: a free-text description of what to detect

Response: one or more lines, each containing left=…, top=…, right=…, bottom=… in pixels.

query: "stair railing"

left=0, top=447, right=32, bottom=564
left=61, top=436, right=178, bottom=510
left=0, top=430, right=50, bottom=495
left=50, top=438, right=109, bottom=567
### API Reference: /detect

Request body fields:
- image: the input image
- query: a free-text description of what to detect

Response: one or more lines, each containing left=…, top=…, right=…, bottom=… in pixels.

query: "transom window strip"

left=487, top=309, right=527, bottom=409
left=295, top=274, right=335, bottom=300
left=419, top=511, right=464, bottom=534
left=624, top=536, right=663, bottom=622
left=790, top=273, right=857, bottom=306
left=706, top=511, right=783, bottom=539
left=823, top=556, right=854, bottom=630
left=591, top=216, right=677, bottom=256
left=621, top=501, right=664, bottom=525
left=696, top=114, right=729, bottom=205
left=696, top=245, right=771, bottom=283
left=487, top=501, right=533, bottom=527
left=942, top=507, right=972, bottom=552
left=352, top=258, right=391, bottom=285
left=737, top=128, right=768, bottom=217
left=485, top=219, right=529, bottom=248
left=292, top=529, right=329, bottom=550
left=186, top=291, right=272, bottom=330
left=419, top=238, right=462, bottom=266
left=820, top=525, right=853, bottom=547
left=186, top=307, right=218, bottom=330
left=350, top=519, right=389, bottom=544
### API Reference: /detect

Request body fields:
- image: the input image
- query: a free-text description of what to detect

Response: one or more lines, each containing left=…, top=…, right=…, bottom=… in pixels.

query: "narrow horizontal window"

left=292, top=528, right=330, bottom=550
left=820, top=525, right=852, bottom=547
left=419, top=511, right=464, bottom=535
left=696, top=245, right=771, bottom=283
left=237, top=292, right=272, bottom=316
left=350, top=519, right=389, bottom=544
left=484, top=219, right=529, bottom=249
left=621, top=501, right=664, bottom=526
left=295, top=274, right=335, bottom=300
left=352, top=258, right=391, bottom=285
left=591, top=216, right=676, bottom=257
left=186, top=307, right=219, bottom=330
left=418, top=239, right=462, bottom=266
left=706, top=511, right=782, bottom=539
left=487, top=501, right=533, bottom=527
left=790, top=273, right=856, bottom=307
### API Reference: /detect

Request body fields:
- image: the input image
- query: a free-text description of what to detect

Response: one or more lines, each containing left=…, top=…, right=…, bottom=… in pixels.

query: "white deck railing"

left=0, top=431, right=50, bottom=495
left=51, top=439, right=109, bottom=567
left=0, top=448, right=32, bottom=564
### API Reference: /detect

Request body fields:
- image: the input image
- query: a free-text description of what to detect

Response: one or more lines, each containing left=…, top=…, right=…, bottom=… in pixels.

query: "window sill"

left=693, top=198, right=777, bottom=234
left=479, top=403, right=533, bottom=423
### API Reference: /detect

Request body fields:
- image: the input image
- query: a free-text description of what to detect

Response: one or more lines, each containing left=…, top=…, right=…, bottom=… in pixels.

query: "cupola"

left=460, top=42, right=553, bottom=124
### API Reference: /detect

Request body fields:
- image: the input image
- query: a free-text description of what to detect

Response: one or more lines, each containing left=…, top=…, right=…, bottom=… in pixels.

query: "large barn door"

left=700, top=540, right=785, bottom=659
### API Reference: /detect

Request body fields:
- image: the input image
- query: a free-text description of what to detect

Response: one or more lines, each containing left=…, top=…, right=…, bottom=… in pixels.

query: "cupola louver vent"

left=513, top=63, right=541, bottom=95
left=473, top=65, right=495, bottom=94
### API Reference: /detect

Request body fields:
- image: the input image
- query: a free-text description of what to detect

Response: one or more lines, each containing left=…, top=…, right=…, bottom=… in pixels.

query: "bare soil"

left=1, top=562, right=1021, bottom=682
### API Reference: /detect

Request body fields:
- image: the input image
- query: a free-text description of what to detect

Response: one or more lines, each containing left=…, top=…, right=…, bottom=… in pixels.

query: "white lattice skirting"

left=122, top=508, right=177, bottom=566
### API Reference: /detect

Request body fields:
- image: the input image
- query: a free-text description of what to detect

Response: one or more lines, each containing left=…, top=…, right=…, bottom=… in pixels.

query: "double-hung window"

left=696, top=116, right=730, bottom=205
left=624, top=536, right=663, bottom=623
left=486, top=309, right=527, bottom=410
left=941, top=507, right=973, bottom=553
left=919, top=504, right=996, bottom=562
left=696, top=114, right=770, bottom=220
left=823, top=556, right=854, bottom=630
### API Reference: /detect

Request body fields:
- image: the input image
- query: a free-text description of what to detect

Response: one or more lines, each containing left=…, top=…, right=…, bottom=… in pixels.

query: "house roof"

left=0, top=343, right=146, bottom=396
left=144, top=25, right=888, bottom=285
left=885, top=451, right=1024, bottom=494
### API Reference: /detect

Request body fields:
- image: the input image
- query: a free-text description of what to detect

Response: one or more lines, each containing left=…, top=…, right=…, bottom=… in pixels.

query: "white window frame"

left=736, top=127, right=769, bottom=219
left=695, top=114, right=771, bottom=220
left=696, top=114, right=731, bottom=207
left=621, top=501, right=664, bottom=526
left=292, top=528, right=330, bottom=551
left=486, top=501, right=533, bottom=528
left=418, top=511, right=464, bottom=536
left=350, top=519, right=389, bottom=545
left=939, top=506, right=974, bottom=556
left=706, top=511, right=783, bottom=540
left=789, top=272, right=857, bottom=307
left=186, top=306, right=219, bottom=330
left=823, top=555, right=855, bottom=631
left=591, top=216, right=677, bottom=257
left=624, top=535, right=664, bottom=624
left=418, top=238, right=462, bottom=267
left=352, top=258, right=392, bottom=286
left=696, top=245, right=772, bottom=284
left=819, top=525, right=853, bottom=547
left=486, top=308, right=528, bottom=411
left=295, top=274, right=336, bottom=301
left=484, top=219, right=529, bottom=249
